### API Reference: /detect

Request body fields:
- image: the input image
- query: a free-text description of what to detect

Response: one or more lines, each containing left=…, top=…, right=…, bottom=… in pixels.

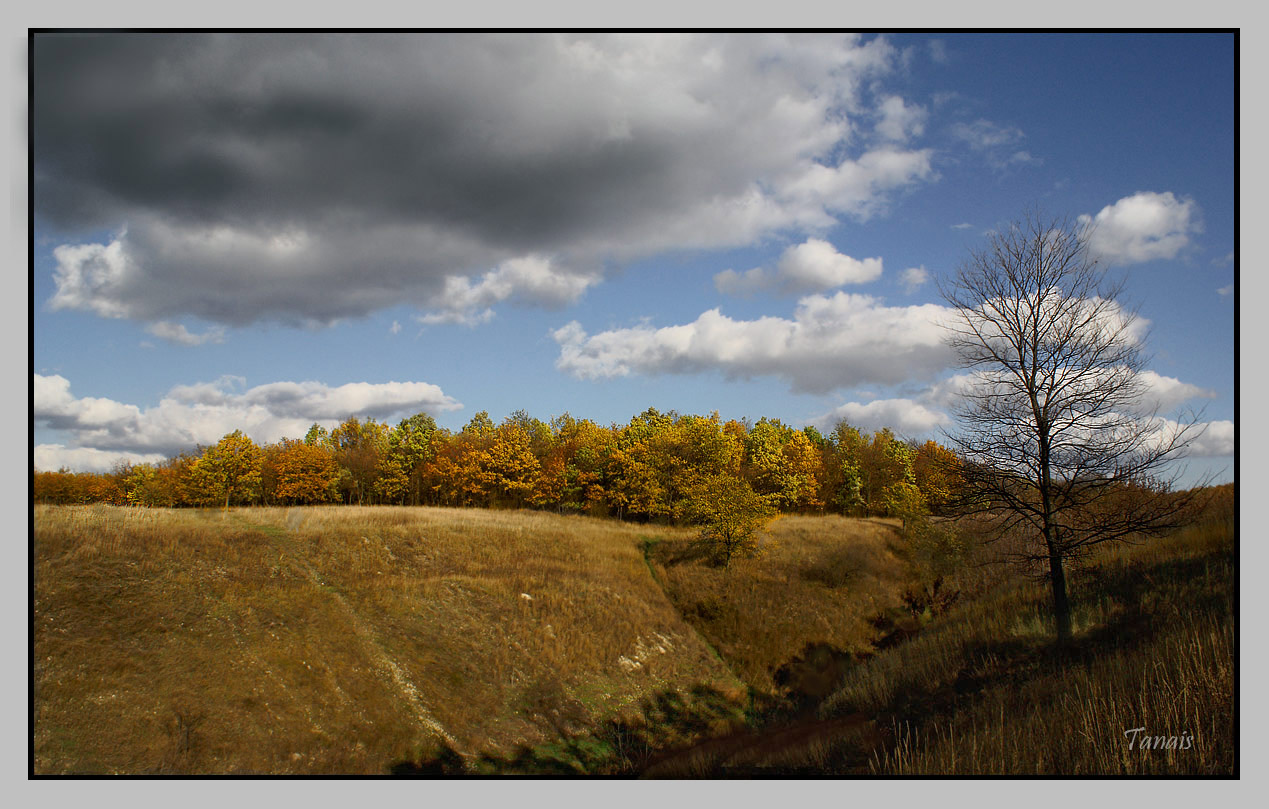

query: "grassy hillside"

left=639, top=492, right=1235, bottom=776
left=855, top=514, right=1235, bottom=775
left=34, top=505, right=746, bottom=773
left=645, top=516, right=911, bottom=696
left=32, top=494, right=1235, bottom=776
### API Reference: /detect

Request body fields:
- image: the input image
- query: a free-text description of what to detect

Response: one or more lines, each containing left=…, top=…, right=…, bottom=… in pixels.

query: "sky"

left=29, top=32, right=1237, bottom=485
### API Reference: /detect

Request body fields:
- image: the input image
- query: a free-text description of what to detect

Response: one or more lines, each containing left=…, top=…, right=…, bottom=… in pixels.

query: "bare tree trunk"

left=1047, top=546, right=1072, bottom=645
left=1044, top=506, right=1072, bottom=645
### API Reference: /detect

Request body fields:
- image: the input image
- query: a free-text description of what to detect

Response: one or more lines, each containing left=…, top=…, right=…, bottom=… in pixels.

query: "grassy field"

left=32, top=495, right=1235, bottom=776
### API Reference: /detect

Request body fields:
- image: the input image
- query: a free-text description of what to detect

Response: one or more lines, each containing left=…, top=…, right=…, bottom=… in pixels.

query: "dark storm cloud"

left=36, top=33, right=934, bottom=326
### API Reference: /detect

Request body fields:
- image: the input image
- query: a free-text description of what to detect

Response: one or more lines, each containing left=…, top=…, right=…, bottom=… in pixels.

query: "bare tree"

left=940, top=212, right=1205, bottom=643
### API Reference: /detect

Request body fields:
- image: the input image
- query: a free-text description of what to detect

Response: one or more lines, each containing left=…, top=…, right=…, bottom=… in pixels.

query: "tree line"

left=32, top=408, right=963, bottom=523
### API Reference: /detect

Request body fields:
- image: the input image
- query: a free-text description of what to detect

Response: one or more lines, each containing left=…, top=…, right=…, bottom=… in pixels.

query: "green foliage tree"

left=825, top=421, right=866, bottom=515
left=395, top=413, right=438, bottom=505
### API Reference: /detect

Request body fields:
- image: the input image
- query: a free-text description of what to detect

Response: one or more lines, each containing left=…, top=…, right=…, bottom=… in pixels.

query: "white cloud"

left=1186, top=420, right=1235, bottom=457
left=778, top=146, right=934, bottom=223
left=778, top=239, right=883, bottom=290
left=1134, top=370, right=1218, bottom=414
left=34, top=444, right=169, bottom=474
left=47, top=236, right=133, bottom=319
left=418, top=256, right=599, bottom=327
left=1141, top=418, right=1235, bottom=459
left=145, top=321, right=226, bottom=346
left=553, top=292, right=956, bottom=394
left=1216, top=285, right=1233, bottom=297
left=876, top=95, right=927, bottom=142
left=1078, top=191, right=1201, bottom=265
left=33, top=373, right=462, bottom=465
left=920, top=368, right=1226, bottom=459
left=951, top=222, right=973, bottom=230
left=812, top=397, right=950, bottom=435
left=900, top=265, right=929, bottom=292
left=715, top=238, right=882, bottom=295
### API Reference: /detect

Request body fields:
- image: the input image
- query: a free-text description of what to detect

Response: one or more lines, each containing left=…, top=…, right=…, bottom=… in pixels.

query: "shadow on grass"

left=389, top=683, right=747, bottom=776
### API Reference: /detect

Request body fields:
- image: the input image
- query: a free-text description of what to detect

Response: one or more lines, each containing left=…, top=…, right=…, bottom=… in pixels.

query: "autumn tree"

left=862, top=429, right=923, bottom=518
left=329, top=417, right=388, bottom=505
left=913, top=440, right=962, bottom=516
left=607, top=439, right=666, bottom=520
left=480, top=421, right=541, bottom=508
left=607, top=409, right=674, bottom=520
left=941, top=212, right=1203, bottom=643
left=394, top=412, right=438, bottom=505
left=681, top=473, right=777, bottom=568
left=744, top=418, right=821, bottom=512
left=660, top=411, right=742, bottom=520
left=539, top=414, right=613, bottom=514
left=123, top=463, right=162, bottom=506
left=272, top=438, right=340, bottom=504
left=189, top=430, right=264, bottom=510
left=821, top=421, right=866, bottom=515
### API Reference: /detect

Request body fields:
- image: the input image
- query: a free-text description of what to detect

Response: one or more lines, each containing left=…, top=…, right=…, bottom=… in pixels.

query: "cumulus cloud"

left=811, top=397, right=950, bottom=435
left=36, top=33, right=936, bottom=328
left=34, top=373, right=461, bottom=463
left=553, top=292, right=956, bottom=394
left=1133, top=370, right=1218, bottom=415
left=1078, top=191, right=1201, bottom=264
left=1138, top=417, right=1235, bottom=459
left=1185, top=419, right=1235, bottom=457
left=418, top=256, right=599, bottom=327
left=1216, top=284, right=1233, bottom=297
left=714, top=238, right=882, bottom=295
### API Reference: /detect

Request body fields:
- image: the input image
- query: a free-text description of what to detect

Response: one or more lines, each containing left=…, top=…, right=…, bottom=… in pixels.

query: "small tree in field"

left=940, top=212, right=1203, bottom=643
left=682, top=473, right=776, bottom=568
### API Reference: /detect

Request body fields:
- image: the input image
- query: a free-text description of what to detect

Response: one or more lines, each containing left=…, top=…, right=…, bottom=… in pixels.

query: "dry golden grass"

left=647, top=515, right=916, bottom=695
left=34, top=500, right=1232, bottom=776
left=834, top=516, right=1236, bottom=776
left=33, top=504, right=743, bottom=774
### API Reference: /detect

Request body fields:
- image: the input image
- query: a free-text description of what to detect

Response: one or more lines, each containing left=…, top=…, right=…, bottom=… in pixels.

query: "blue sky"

left=30, top=32, right=1236, bottom=484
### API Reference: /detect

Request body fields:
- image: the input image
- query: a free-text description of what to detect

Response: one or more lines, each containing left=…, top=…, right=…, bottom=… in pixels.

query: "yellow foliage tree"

left=681, top=473, right=777, bottom=568
left=189, top=430, right=264, bottom=510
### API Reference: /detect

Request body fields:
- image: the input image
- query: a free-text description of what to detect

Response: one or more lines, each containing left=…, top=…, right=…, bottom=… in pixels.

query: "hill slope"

left=34, top=505, right=748, bottom=773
